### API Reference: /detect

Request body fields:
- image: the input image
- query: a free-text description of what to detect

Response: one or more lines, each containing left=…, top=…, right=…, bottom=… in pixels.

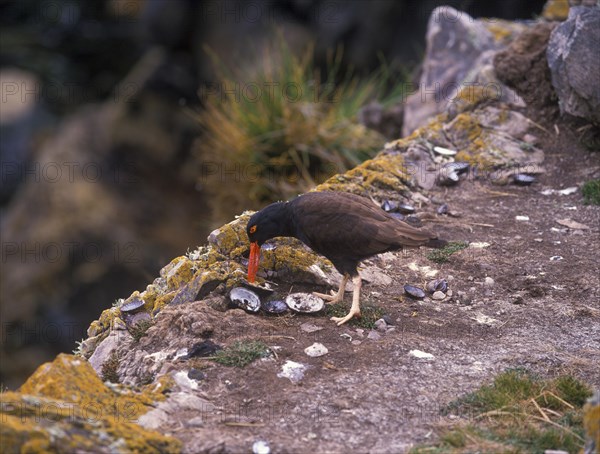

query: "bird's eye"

left=249, top=225, right=257, bottom=234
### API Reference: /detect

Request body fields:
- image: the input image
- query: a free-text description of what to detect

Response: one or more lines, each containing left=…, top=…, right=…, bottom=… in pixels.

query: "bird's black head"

left=246, top=201, right=292, bottom=246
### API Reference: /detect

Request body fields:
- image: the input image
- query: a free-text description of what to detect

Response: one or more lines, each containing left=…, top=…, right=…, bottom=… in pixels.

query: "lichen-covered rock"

left=542, top=0, right=571, bottom=20
left=1, top=354, right=180, bottom=453
left=402, top=6, right=526, bottom=136
left=547, top=5, right=600, bottom=124
left=584, top=392, right=600, bottom=454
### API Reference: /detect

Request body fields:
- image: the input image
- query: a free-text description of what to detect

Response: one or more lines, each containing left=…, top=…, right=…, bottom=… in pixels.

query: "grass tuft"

left=196, top=32, right=406, bottom=224
left=212, top=341, right=270, bottom=368
left=415, top=369, right=593, bottom=453
left=325, top=301, right=385, bottom=329
left=426, top=241, right=469, bottom=264
left=582, top=179, right=600, bottom=205
left=101, top=351, right=120, bottom=383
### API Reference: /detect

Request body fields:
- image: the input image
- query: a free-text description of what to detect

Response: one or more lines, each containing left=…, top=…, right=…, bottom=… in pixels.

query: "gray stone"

left=547, top=6, right=600, bottom=124
left=432, top=291, right=446, bottom=300
left=373, top=318, right=388, bottom=332
left=402, top=7, right=524, bottom=136
left=367, top=330, right=381, bottom=341
left=88, top=331, right=130, bottom=376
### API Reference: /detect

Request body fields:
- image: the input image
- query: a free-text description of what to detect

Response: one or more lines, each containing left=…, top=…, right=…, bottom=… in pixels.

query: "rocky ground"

left=110, top=110, right=599, bottom=454
left=2, top=3, right=599, bottom=453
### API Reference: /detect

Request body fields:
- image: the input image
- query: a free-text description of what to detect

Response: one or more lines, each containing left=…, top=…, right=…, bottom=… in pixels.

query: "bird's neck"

left=268, top=202, right=296, bottom=240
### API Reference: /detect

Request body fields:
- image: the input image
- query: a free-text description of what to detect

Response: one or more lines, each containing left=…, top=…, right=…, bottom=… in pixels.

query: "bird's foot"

left=313, top=290, right=344, bottom=304
left=330, top=309, right=361, bottom=326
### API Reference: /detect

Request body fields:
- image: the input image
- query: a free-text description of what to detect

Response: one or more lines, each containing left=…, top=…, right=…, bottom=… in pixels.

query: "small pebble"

left=367, top=330, right=381, bottom=341
left=187, top=368, right=206, bottom=381
left=484, top=277, right=495, bottom=287
left=382, top=314, right=394, bottom=325
left=304, top=343, right=328, bottom=357
left=432, top=291, right=446, bottom=300
left=351, top=340, right=362, bottom=346
left=374, top=319, right=388, bottom=332
left=515, top=215, right=530, bottom=221
left=300, top=322, right=323, bottom=333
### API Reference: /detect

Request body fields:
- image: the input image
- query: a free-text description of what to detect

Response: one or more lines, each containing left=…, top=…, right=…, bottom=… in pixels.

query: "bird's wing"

left=291, top=192, right=435, bottom=258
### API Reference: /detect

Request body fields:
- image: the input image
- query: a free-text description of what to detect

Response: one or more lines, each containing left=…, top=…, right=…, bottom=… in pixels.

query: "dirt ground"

left=131, top=109, right=599, bottom=453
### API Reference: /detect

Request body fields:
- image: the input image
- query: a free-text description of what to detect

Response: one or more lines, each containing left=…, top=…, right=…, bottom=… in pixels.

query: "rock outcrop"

left=547, top=4, right=600, bottom=124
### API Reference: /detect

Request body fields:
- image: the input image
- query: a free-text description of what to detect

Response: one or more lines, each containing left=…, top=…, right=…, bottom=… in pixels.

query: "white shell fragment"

left=409, top=350, right=435, bottom=360
left=285, top=293, right=324, bottom=313
left=515, top=215, right=530, bottom=221
left=277, top=360, right=307, bottom=384
left=252, top=440, right=271, bottom=454
left=433, top=146, right=458, bottom=156
left=229, top=287, right=261, bottom=312
left=304, top=343, right=328, bottom=357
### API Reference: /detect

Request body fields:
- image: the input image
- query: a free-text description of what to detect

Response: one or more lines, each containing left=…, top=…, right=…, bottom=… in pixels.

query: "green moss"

left=101, top=350, right=120, bottom=383
left=427, top=242, right=468, bottom=264
left=582, top=179, right=600, bottom=205
left=212, top=341, right=270, bottom=368
left=130, top=319, right=154, bottom=343
left=325, top=301, right=385, bottom=329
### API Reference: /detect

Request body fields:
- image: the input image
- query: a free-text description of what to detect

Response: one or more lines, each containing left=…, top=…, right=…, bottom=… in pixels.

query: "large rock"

left=402, top=6, right=526, bottom=136
left=1, top=354, right=180, bottom=453
left=547, top=5, right=600, bottom=124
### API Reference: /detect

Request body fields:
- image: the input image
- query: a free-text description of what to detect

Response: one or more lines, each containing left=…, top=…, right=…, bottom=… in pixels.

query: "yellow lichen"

left=2, top=354, right=180, bottom=453
left=584, top=396, right=600, bottom=451
left=316, top=153, right=409, bottom=195
left=164, top=257, right=195, bottom=291
left=542, top=0, right=569, bottom=20
left=153, top=291, right=177, bottom=313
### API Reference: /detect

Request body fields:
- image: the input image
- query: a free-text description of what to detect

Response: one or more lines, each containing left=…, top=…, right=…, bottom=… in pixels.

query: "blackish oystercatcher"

left=246, top=191, right=446, bottom=325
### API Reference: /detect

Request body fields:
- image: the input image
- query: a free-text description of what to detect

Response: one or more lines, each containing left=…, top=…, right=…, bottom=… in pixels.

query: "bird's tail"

left=425, top=238, right=448, bottom=249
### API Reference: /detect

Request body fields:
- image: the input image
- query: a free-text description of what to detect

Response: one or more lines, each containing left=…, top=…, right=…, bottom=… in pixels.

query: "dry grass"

left=195, top=33, right=404, bottom=224
left=412, top=369, right=593, bottom=453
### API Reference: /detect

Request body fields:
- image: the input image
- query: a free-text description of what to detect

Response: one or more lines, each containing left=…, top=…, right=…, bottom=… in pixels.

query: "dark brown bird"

left=246, top=191, right=446, bottom=325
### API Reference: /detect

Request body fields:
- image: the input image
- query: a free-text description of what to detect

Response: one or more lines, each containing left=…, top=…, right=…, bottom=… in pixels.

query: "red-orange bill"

left=248, top=242, right=260, bottom=283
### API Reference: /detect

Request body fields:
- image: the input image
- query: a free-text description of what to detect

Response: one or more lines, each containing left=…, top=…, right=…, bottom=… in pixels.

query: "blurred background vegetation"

left=0, top=0, right=547, bottom=387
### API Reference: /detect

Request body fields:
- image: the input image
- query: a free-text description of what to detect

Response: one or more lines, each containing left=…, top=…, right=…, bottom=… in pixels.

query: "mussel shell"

left=121, top=296, right=145, bottom=313
left=184, top=340, right=222, bottom=359
left=285, top=293, right=324, bottom=313
left=405, top=216, right=422, bottom=227
left=240, top=280, right=275, bottom=298
left=229, top=287, right=261, bottom=312
left=444, top=162, right=470, bottom=175
left=426, top=279, right=448, bottom=294
left=513, top=174, right=536, bottom=185
left=438, top=170, right=460, bottom=186
left=404, top=285, right=426, bottom=299
left=381, top=199, right=399, bottom=212
left=434, top=146, right=458, bottom=156
left=389, top=212, right=406, bottom=221
left=397, top=203, right=416, bottom=214
left=262, top=299, right=288, bottom=314
left=124, top=311, right=151, bottom=328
